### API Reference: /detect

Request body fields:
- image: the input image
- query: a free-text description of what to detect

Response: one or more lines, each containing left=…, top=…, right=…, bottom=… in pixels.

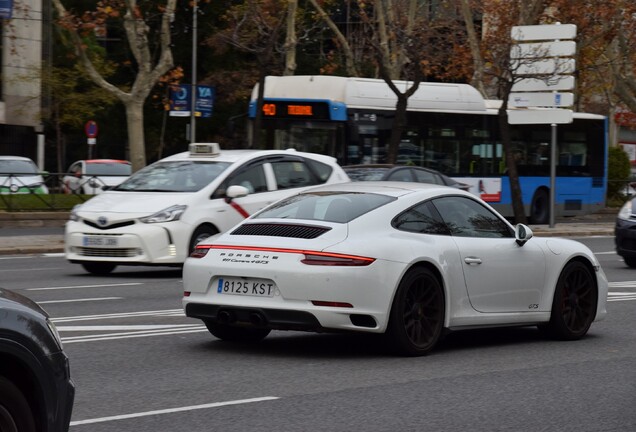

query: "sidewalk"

left=0, top=220, right=616, bottom=256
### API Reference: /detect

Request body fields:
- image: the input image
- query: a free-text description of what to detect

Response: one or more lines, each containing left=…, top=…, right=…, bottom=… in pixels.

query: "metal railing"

left=0, top=172, right=126, bottom=211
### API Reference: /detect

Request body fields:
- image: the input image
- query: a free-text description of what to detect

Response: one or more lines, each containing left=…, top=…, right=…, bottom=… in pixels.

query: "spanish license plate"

left=83, top=236, right=118, bottom=247
left=217, top=277, right=276, bottom=297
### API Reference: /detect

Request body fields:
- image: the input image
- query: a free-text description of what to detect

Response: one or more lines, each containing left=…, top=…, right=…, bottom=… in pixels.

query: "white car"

left=0, top=156, right=48, bottom=194
left=183, top=181, right=608, bottom=356
left=65, top=143, right=349, bottom=274
left=62, top=159, right=132, bottom=194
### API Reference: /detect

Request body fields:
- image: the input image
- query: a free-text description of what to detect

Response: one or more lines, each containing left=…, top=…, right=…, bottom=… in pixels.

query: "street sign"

left=509, top=92, right=574, bottom=108
left=512, top=58, right=576, bottom=75
left=169, top=84, right=216, bottom=118
left=195, top=85, right=215, bottom=118
left=84, top=120, right=98, bottom=138
left=511, top=24, right=577, bottom=41
left=511, top=76, right=575, bottom=92
left=169, top=85, right=191, bottom=117
left=510, top=41, right=576, bottom=59
left=508, top=109, right=573, bottom=125
left=0, top=0, right=13, bottom=19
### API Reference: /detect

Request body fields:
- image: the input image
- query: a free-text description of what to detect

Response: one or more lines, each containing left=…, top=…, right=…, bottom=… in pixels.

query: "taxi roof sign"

left=189, top=143, right=221, bottom=156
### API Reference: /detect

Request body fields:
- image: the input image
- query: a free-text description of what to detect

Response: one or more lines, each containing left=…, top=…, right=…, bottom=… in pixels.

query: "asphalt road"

left=1, top=236, right=634, bottom=432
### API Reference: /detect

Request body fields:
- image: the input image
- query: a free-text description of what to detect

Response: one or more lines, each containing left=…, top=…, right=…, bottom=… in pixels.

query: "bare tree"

left=52, top=0, right=177, bottom=171
left=459, top=0, right=548, bottom=224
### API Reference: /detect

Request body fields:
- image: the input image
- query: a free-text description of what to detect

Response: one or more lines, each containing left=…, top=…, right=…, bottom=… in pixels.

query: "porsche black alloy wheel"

left=204, top=320, right=271, bottom=342
left=387, top=267, right=445, bottom=356
left=543, top=260, right=597, bottom=340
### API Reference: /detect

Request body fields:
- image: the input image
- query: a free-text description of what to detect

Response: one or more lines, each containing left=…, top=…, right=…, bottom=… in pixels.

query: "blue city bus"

left=248, top=75, right=607, bottom=223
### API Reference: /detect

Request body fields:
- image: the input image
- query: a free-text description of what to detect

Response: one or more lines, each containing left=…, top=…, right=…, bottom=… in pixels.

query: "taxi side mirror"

left=225, top=185, right=249, bottom=202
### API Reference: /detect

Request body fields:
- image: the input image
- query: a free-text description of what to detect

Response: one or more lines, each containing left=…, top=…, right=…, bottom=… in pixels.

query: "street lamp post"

left=190, top=0, right=198, bottom=144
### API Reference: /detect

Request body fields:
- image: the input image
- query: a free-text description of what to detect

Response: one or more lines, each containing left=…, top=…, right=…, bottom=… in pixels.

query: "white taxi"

left=65, top=143, right=349, bottom=274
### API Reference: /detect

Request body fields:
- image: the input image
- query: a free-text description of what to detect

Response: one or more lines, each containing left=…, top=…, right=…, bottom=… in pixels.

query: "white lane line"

left=57, top=324, right=201, bottom=332
left=70, top=396, right=280, bottom=426
left=595, top=251, right=616, bottom=255
left=61, top=325, right=204, bottom=340
left=609, top=281, right=636, bottom=288
left=51, top=309, right=184, bottom=323
left=608, top=293, right=636, bottom=302
left=28, top=282, right=143, bottom=291
left=39, top=297, right=122, bottom=304
left=61, top=328, right=208, bottom=344
left=0, top=267, right=64, bottom=272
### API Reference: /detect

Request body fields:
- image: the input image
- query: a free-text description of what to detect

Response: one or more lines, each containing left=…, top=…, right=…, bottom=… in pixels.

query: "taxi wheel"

left=386, top=267, right=445, bottom=356
left=81, top=262, right=117, bottom=275
left=189, top=226, right=219, bottom=254
left=204, top=320, right=271, bottom=342
left=542, top=260, right=597, bottom=340
left=0, top=377, right=36, bottom=432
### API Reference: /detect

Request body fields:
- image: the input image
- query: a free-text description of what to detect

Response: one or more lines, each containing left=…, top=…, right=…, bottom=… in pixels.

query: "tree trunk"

left=125, top=100, right=146, bottom=171
left=252, top=73, right=266, bottom=149
left=283, top=0, right=297, bottom=76
left=459, top=0, right=488, bottom=97
left=498, top=107, right=527, bottom=224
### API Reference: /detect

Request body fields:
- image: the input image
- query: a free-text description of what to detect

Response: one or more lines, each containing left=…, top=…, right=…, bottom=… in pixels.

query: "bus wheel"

left=530, top=189, right=549, bottom=224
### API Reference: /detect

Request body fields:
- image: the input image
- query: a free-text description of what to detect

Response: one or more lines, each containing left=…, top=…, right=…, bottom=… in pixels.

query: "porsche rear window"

left=254, top=192, right=395, bottom=223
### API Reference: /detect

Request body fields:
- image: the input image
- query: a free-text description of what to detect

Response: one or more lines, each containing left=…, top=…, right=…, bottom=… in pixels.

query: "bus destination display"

left=262, top=101, right=331, bottom=120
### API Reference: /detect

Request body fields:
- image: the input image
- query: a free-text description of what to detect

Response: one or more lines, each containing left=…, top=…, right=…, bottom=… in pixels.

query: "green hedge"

left=607, top=146, right=632, bottom=201
left=0, top=194, right=88, bottom=211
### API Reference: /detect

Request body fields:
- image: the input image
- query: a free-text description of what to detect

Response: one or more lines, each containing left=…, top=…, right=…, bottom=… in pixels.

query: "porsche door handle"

left=464, top=257, right=482, bottom=265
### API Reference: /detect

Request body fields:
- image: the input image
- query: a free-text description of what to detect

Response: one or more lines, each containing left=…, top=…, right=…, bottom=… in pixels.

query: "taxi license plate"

left=217, top=278, right=275, bottom=297
left=83, top=236, right=118, bottom=247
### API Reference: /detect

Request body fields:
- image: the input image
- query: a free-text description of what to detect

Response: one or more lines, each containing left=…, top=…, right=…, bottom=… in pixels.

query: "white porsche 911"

left=182, top=182, right=608, bottom=356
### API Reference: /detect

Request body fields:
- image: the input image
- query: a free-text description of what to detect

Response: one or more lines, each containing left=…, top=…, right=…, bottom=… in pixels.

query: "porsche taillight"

left=202, top=245, right=375, bottom=266
left=300, top=252, right=374, bottom=266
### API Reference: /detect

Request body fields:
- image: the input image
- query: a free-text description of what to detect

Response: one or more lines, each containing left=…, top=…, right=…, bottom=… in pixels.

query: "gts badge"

left=528, top=304, right=539, bottom=309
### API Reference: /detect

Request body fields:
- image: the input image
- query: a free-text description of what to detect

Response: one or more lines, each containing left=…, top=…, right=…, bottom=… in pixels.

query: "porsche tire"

left=386, top=267, right=445, bottom=356
left=542, top=260, right=597, bottom=340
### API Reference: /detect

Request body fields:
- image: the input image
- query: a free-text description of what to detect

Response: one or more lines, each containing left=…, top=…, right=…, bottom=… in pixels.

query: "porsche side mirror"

left=515, top=224, right=533, bottom=246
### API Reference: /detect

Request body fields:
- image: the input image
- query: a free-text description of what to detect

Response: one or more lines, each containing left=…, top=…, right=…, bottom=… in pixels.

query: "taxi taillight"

left=190, top=246, right=210, bottom=259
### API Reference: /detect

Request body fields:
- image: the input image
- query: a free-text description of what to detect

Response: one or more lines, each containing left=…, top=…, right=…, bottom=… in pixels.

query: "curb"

left=0, top=212, right=70, bottom=228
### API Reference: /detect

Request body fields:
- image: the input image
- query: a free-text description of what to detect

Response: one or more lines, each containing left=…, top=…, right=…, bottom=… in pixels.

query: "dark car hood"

left=0, top=287, right=48, bottom=318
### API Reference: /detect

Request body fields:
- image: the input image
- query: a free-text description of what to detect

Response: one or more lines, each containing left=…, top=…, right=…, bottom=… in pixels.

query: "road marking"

left=39, top=297, right=122, bottom=304
left=0, top=266, right=64, bottom=272
left=28, top=282, right=143, bottom=291
left=609, top=281, right=636, bottom=288
left=70, top=396, right=280, bottom=426
left=52, top=309, right=184, bottom=323
left=608, top=292, right=636, bottom=302
left=58, top=324, right=200, bottom=331
left=61, top=327, right=208, bottom=344
left=595, top=251, right=616, bottom=255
